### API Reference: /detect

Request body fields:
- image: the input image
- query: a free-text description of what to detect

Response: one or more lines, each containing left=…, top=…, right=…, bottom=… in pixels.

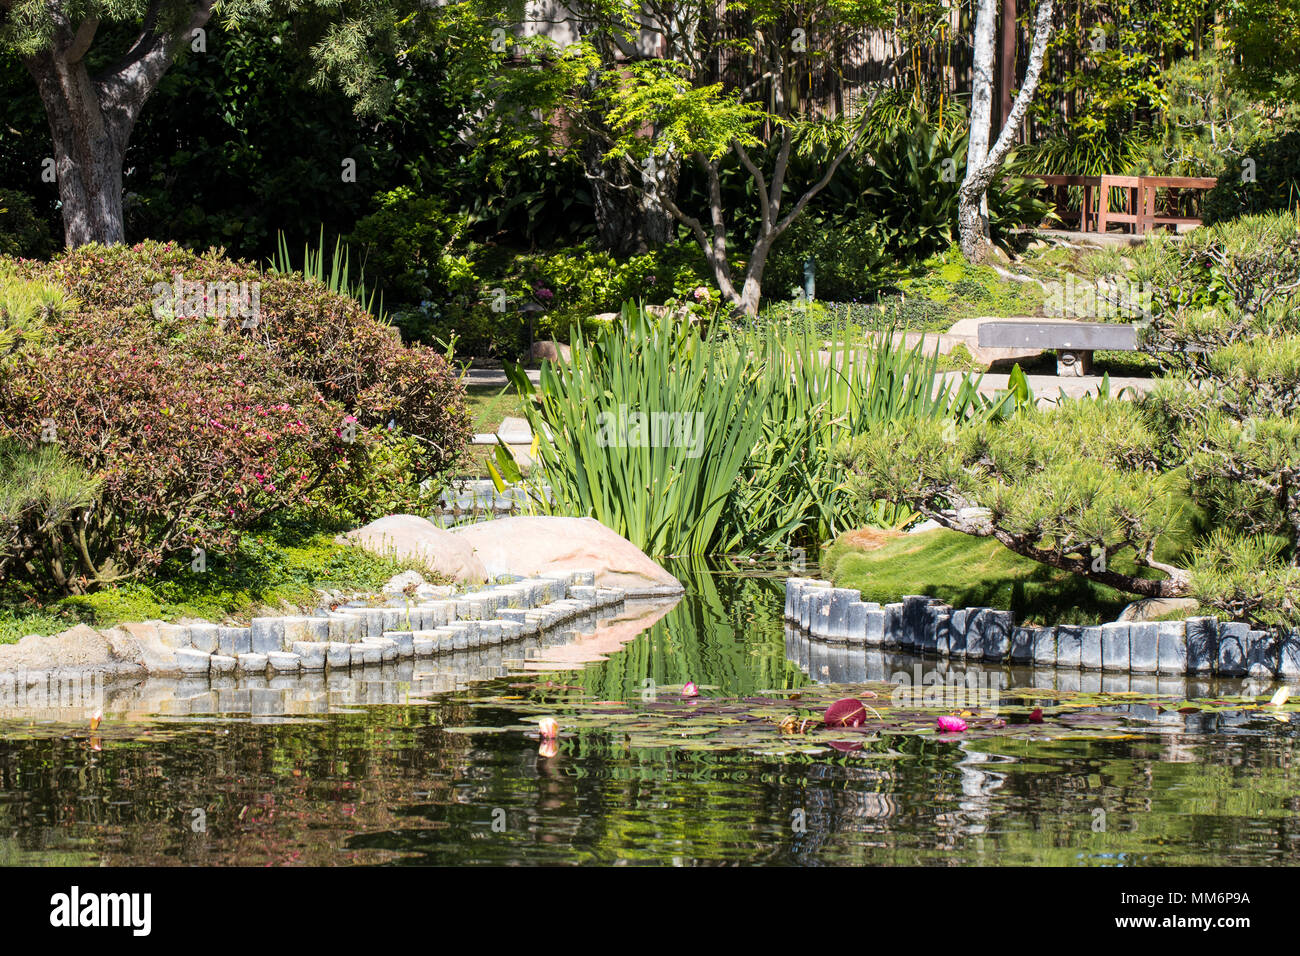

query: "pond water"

left=1, top=563, right=1298, bottom=867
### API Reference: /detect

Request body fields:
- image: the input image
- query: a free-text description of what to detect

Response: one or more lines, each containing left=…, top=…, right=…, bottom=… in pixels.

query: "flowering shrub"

left=0, top=315, right=349, bottom=591
left=24, top=241, right=470, bottom=478
left=0, top=242, right=471, bottom=593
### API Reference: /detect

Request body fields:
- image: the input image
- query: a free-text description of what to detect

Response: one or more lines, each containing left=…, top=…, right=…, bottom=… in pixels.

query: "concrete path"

left=462, top=366, right=540, bottom=388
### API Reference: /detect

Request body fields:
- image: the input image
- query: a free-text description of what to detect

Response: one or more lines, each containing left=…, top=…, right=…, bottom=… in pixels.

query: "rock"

left=338, top=514, right=488, bottom=583
left=529, top=340, right=571, bottom=364
left=382, top=570, right=428, bottom=596
left=113, top=621, right=183, bottom=676
left=0, top=624, right=143, bottom=678
left=1117, top=597, right=1199, bottom=622
left=448, top=516, right=684, bottom=597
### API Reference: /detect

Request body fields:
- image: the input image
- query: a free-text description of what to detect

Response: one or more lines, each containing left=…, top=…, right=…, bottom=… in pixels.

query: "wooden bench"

left=1029, top=174, right=1219, bottom=235
left=977, top=321, right=1139, bottom=376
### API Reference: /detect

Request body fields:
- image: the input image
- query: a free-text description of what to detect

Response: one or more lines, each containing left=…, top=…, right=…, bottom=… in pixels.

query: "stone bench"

left=977, top=320, right=1139, bottom=376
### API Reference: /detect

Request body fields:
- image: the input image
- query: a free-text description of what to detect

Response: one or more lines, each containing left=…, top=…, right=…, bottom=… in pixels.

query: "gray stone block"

left=1216, top=622, right=1249, bottom=677
left=1033, top=626, right=1057, bottom=666
left=1246, top=630, right=1277, bottom=678
left=306, top=617, right=331, bottom=641
left=1055, top=625, right=1083, bottom=670
left=175, top=648, right=211, bottom=676
left=975, top=609, right=1013, bottom=662
left=934, top=608, right=953, bottom=657
left=883, top=603, right=904, bottom=648
left=479, top=621, right=503, bottom=644
left=189, top=623, right=219, bottom=654
left=1185, top=617, right=1218, bottom=675
left=901, top=595, right=931, bottom=649
left=826, top=589, right=860, bottom=642
left=385, top=631, right=415, bottom=656
left=291, top=642, right=328, bottom=671
left=1156, top=621, right=1188, bottom=675
left=250, top=617, right=285, bottom=654
left=1101, top=622, right=1130, bottom=672
left=864, top=609, right=886, bottom=646
left=1280, top=631, right=1300, bottom=680
left=1080, top=626, right=1103, bottom=670
left=413, top=636, right=436, bottom=655
left=1128, top=622, right=1159, bottom=673
left=845, top=602, right=869, bottom=644
left=210, top=654, right=237, bottom=675
left=218, top=626, right=251, bottom=657
left=266, top=651, right=301, bottom=673
left=949, top=609, right=969, bottom=659
left=784, top=578, right=808, bottom=619
left=326, top=642, right=352, bottom=669
left=237, top=653, right=268, bottom=674
left=158, top=624, right=192, bottom=649
left=282, top=617, right=311, bottom=645
left=1009, top=625, right=1036, bottom=664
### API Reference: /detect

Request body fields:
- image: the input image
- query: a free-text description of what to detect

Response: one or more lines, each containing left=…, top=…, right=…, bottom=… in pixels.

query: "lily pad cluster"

left=460, top=680, right=1300, bottom=756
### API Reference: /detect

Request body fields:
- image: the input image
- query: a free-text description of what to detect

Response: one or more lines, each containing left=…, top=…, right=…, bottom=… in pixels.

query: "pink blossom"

left=682, top=681, right=699, bottom=698
left=936, top=715, right=967, bottom=733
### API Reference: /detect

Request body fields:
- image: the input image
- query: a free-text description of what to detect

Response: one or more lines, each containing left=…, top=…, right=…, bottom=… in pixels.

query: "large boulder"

left=449, top=516, right=684, bottom=596
left=338, top=514, right=488, bottom=583
left=0, top=624, right=145, bottom=679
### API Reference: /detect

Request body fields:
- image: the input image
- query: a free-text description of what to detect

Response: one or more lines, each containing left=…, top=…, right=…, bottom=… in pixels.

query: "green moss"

left=0, top=524, right=431, bottom=644
left=824, top=527, right=1146, bottom=626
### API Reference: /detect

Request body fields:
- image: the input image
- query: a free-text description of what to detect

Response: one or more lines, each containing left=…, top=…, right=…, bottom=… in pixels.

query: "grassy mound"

left=822, top=527, right=1146, bottom=626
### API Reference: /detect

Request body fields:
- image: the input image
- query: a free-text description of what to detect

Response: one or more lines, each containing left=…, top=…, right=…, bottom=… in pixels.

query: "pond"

left=1, top=563, right=1298, bottom=867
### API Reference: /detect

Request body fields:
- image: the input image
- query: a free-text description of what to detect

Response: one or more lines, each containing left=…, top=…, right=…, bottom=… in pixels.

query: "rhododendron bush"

left=0, top=242, right=470, bottom=594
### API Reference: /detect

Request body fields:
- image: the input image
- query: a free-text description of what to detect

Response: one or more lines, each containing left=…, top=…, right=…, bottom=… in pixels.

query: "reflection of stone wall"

left=785, top=577, right=1300, bottom=680
left=0, top=598, right=679, bottom=724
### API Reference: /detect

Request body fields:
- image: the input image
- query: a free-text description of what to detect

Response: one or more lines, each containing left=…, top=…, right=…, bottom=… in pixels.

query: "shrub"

left=1203, top=125, right=1300, bottom=223
left=0, top=189, right=53, bottom=260
left=0, top=314, right=347, bottom=591
left=349, top=187, right=476, bottom=304
left=23, top=241, right=471, bottom=479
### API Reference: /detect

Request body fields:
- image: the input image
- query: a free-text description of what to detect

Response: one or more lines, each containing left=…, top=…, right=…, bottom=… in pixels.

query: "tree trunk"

left=959, top=0, right=1055, bottom=263
left=24, top=50, right=128, bottom=246
left=584, top=141, right=679, bottom=256
left=19, top=3, right=214, bottom=248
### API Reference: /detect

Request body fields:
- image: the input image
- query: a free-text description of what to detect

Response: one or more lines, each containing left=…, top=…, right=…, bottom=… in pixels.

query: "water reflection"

left=0, top=565, right=1298, bottom=866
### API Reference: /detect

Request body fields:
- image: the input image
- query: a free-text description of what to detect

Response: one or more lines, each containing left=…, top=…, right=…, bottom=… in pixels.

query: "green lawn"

left=822, top=526, right=1197, bottom=626
left=465, top=382, right=527, bottom=434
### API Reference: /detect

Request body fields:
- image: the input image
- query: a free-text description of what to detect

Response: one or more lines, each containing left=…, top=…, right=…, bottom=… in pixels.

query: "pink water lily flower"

left=537, top=717, right=559, bottom=739
left=936, top=715, right=968, bottom=733
left=682, top=681, right=699, bottom=698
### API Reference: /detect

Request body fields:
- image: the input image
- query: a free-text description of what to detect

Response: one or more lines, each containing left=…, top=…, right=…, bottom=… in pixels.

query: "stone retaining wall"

left=1, top=571, right=624, bottom=683
left=785, top=577, right=1300, bottom=680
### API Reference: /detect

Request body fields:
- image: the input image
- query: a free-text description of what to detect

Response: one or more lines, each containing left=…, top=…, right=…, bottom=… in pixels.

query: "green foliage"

left=504, top=303, right=992, bottom=555
left=823, top=528, right=1138, bottom=625
left=394, top=240, right=713, bottom=357
left=348, top=187, right=475, bottom=305
left=838, top=211, right=1300, bottom=628
left=0, top=189, right=53, bottom=259
left=1141, top=52, right=1265, bottom=177
left=0, top=241, right=470, bottom=595
left=0, top=523, right=427, bottom=644
left=1225, top=0, right=1300, bottom=102
left=1204, top=123, right=1300, bottom=223
left=270, top=226, right=386, bottom=321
